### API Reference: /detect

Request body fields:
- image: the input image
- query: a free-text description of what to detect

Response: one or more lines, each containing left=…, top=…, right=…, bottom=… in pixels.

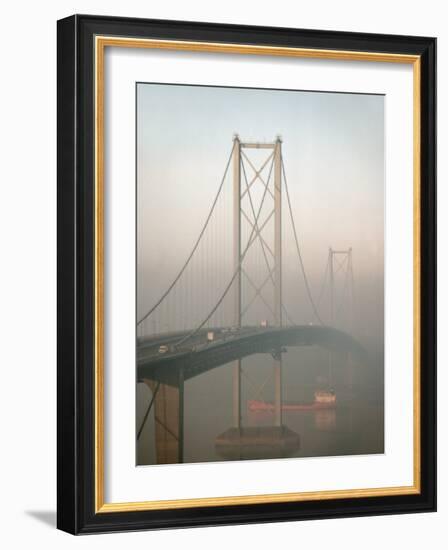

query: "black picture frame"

left=57, top=14, right=436, bottom=534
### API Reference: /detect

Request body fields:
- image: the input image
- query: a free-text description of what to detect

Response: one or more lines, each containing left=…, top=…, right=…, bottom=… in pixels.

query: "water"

left=136, top=343, right=383, bottom=466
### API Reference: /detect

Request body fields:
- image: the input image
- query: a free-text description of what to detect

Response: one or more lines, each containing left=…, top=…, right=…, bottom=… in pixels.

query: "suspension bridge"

left=137, top=135, right=362, bottom=463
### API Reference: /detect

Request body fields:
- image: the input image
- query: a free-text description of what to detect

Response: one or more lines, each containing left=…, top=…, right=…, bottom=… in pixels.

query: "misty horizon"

left=137, top=83, right=384, bottom=352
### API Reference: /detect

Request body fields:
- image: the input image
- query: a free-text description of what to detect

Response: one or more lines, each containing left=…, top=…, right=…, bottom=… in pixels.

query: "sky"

left=136, top=83, right=384, bottom=347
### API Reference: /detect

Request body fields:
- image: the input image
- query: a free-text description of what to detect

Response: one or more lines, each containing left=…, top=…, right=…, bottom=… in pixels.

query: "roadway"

left=137, top=324, right=368, bottom=387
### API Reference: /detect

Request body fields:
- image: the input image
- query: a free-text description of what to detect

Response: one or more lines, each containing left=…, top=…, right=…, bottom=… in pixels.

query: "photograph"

left=135, top=83, right=385, bottom=466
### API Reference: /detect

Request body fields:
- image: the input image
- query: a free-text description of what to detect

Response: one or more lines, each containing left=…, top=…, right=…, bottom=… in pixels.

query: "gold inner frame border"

left=94, top=35, right=421, bottom=513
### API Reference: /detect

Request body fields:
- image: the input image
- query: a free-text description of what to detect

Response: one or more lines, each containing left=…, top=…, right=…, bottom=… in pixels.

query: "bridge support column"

left=232, top=135, right=242, bottom=429
left=328, top=247, right=334, bottom=387
left=274, top=358, right=282, bottom=426
left=346, top=350, right=354, bottom=391
left=144, top=368, right=185, bottom=464
left=274, top=137, right=283, bottom=427
left=233, top=360, right=242, bottom=428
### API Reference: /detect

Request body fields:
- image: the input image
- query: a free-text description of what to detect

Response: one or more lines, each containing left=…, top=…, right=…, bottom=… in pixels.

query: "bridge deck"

left=137, top=325, right=367, bottom=386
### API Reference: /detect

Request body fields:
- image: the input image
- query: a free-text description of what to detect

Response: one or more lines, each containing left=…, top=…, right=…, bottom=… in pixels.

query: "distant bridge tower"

left=232, top=135, right=283, bottom=428
left=327, top=247, right=355, bottom=388
left=328, top=247, right=355, bottom=331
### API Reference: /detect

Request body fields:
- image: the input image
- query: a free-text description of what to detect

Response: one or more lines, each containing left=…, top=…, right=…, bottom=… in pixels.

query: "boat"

left=248, top=390, right=336, bottom=413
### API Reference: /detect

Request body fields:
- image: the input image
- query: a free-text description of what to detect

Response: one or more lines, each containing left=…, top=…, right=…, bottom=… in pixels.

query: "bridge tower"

left=232, top=135, right=283, bottom=428
left=327, top=247, right=355, bottom=388
left=328, top=247, right=355, bottom=331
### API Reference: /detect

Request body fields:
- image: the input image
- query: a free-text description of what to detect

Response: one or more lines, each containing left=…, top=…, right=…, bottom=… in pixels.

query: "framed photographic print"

left=57, top=14, right=436, bottom=534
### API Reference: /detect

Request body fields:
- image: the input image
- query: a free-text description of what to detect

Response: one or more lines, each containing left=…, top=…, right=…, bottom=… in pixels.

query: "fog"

left=136, top=83, right=384, bottom=465
left=137, top=83, right=384, bottom=353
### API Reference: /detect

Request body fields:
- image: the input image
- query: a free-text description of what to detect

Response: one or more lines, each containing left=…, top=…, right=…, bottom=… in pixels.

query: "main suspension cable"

left=281, top=156, right=324, bottom=326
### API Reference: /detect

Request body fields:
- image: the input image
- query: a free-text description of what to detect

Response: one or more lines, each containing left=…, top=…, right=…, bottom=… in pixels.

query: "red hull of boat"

left=248, top=399, right=336, bottom=412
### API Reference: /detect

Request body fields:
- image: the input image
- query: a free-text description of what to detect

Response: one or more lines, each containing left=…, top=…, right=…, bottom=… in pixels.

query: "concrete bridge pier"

left=143, top=367, right=185, bottom=464
left=233, top=359, right=242, bottom=428
left=274, top=356, right=282, bottom=426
